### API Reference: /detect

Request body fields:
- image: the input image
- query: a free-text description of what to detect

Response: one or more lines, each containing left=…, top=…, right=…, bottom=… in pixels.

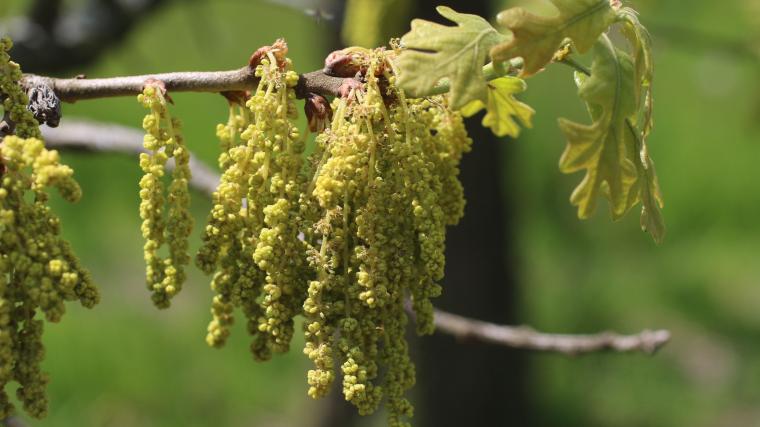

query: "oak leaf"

left=396, top=6, right=507, bottom=109
left=491, top=0, right=617, bottom=77
left=460, top=76, right=534, bottom=138
left=558, top=37, right=664, bottom=242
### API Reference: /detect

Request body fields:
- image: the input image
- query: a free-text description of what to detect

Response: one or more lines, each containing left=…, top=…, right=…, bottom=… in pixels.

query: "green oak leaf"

left=396, top=6, right=508, bottom=109
left=628, top=122, right=665, bottom=243
left=619, top=7, right=654, bottom=139
left=460, top=76, right=535, bottom=138
left=491, top=0, right=618, bottom=77
left=558, top=36, right=664, bottom=243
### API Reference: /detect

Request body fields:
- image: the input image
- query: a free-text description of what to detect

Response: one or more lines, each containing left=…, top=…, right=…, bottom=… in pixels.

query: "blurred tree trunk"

left=413, top=1, right=532, bottom=426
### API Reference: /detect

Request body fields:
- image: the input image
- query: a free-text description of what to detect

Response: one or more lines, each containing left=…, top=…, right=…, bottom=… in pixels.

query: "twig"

left=22, top=67, right=350, bottom=103
left=429, top=308, right=670, bottom=355
left=558, top=57, right=591, bottom=76
left=40, top=119, right=671, bottom=356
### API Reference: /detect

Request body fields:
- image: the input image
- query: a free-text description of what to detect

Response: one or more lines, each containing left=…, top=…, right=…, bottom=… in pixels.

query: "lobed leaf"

left=460, top=76, right=535, bottom=138
left=491, top=0, right=618, bottom=77
left=558, top=36, right=664, bottom=243
left=396, top=6, right=508, bottom=109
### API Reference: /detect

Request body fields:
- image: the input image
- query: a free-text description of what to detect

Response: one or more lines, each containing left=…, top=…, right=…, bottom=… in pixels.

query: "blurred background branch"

left=41, top=119, right=220, bottom=195
left=40, top=119, right=670, bottom=357
left=1, top=416, right=27, bottom=427
left=427, top=307, right=670, bottom=355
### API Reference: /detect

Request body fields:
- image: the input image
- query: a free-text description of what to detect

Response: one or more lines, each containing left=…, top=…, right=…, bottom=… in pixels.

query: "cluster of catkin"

left=195, top=42, right=308, bottom=361
left=0, top=37, right=98, bottom=419
left=2, top=35, right=473, bottom=424
left=191, top=44, right=471, bottom=426
left=1, top=35, right=474, bottom=423
left=137, top=82, right=193, bottom=308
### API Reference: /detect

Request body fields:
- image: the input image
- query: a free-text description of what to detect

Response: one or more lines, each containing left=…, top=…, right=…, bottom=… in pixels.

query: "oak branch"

left=22, top=67, right=348, bottom=103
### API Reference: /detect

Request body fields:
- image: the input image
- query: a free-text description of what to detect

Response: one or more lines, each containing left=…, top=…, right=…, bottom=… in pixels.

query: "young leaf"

left=558, top=38, right=637, bottom=220
left=396, top=6, right=508, bottom=109
left=558, top=36, right=664, bottom=243
left=491, top=0, right=618, bottom=77
left=619, top=7, right=654, bottom=140
left=460, top=76, right=535, bottom=138
left=618, top=10, right=662, bottom=242
left=628, top=122, right=665, bottom=243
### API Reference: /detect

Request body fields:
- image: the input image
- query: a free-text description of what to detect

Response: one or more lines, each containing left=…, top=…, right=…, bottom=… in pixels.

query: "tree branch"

left=428, top=308, right=670, bottom=355
left=40, top=119, right=671, bottom=356
left=22, top=67, right=350, bottom=103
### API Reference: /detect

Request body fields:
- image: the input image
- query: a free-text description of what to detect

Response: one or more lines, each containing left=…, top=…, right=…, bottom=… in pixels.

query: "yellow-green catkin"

left=421, top=98, right=472, bottom=226
left=301, top=101, right=348, bottom=400
left=198, top=97, right=273, bottom=352
left=198, top=100, right=260, bottom=348
left=137, top=84, right=193, bottom=308
left=311, top=76, right=384, bottom=415
left=248, top=48, right=309, bottom=359
left=306, top=51, right=388, bottom=420
left=0, top=37, right=41, bottom=138
left=396, top=98, right=445, bottom=337
left=0, top=136, right=98, bottom=419
left=198, top=42, right=308, bottom=361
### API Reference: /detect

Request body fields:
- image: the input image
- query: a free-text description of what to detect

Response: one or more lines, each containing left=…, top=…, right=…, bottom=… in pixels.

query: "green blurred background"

left=3, top=0, right=760, bottom=425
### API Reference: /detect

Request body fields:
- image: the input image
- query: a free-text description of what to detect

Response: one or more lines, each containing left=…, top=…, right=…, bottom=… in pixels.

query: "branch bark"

left=39, top=119, right=671, bottom=356
left=429, top=308, right=670, bottom=355
left=22, top=67, right=349, bottom=103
